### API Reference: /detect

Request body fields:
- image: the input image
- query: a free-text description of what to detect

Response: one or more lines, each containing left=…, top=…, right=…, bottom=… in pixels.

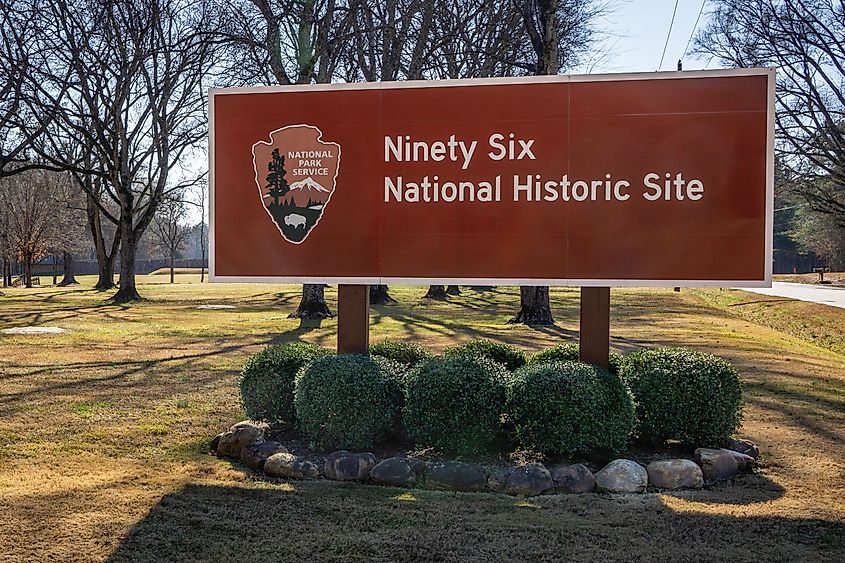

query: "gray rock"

left=725, top=449, right=756, bottom=471
left=595, top=459, right=648, bottom=493
left=550, top=463, right=596, bottom=494
left=241, top=441, right=288, bottom=470
left=264, top=452, right=320, bottom=479
left=324, top=451, right=377, bottom=481
left=210, top=433, right=223, bottom=452
left=370, top=457, right=427, bottom=488
left=489, top=463, right=553, bottom=497
left=231, top=420, right=270, bottom=433
left=426, top=461, right=487, bottom=492
left=215, top=421, right=267, bottom=458
left=646, top=459, right=704, bottom=490
left=694, top=448, right=739, bottom=481
left=727, top=438, right=760, bottom=460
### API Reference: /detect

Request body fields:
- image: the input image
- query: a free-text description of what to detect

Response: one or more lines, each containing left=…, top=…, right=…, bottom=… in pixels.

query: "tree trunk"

left=424, top=285, right=449, bottom=299
left=290, top=283, right=334, bottom=318
left=52, top=256, right=58, bottom=285
left=200, top=220, right=206, bottom=283
left=445, top=285, right=461, bottom=295
left=88, top=194, right=119, bottom=290
left=509, top=1, right=557, bottom=325
left=58, top=251, right=79, bottom=286
left=113, top=216, right=141, bottom=302
left=96, top=254, right=117, bottom=290
left=169, top=253, right=175, bottom=284
left=2, top=256, right=7, bottom=287
left=369, top=284, right=396, bottom=305
left=23, top=253, right=33, bottom=288
left=509, top=286, right=554, bottom=325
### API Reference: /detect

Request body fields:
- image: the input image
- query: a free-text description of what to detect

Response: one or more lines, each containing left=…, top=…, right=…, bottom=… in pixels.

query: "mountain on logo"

left=290, top=177, right=330, bottom=193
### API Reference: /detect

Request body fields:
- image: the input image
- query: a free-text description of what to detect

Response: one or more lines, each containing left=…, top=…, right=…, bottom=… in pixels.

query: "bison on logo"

left=252, top=125, right=341, bottom=244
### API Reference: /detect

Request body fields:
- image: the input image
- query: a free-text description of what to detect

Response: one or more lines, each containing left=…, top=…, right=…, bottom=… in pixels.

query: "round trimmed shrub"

left=404, top=355, right=508, bottom=455
left=240, top=342, right=332, bottom=423
left=369, top=340, right=432, bottom=368
left=621, top=348, right=743, bottom=447
left=444, top=338, right=527, bottom=371
left=294, top=354, right=404, bottom=450
left=529, top=343, right=624, bottom=376
left=507, top=361, right=635, bottom=457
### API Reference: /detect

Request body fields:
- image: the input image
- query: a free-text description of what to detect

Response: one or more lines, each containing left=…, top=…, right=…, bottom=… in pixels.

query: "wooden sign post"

left=337, top=284, right=369, bottom=353
left=579, top=287, right=610, bottom=370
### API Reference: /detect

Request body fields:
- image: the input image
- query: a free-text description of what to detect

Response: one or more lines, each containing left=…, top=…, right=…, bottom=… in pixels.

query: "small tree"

left=266, top=148, right=290, bottom=206
left=0, top=170, right=69, bottom=287
left=149, top=195, right=192, bottom=284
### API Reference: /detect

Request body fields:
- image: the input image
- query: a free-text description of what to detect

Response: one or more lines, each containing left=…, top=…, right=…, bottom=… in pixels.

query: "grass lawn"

left=1, top=277, right=845, bottom=562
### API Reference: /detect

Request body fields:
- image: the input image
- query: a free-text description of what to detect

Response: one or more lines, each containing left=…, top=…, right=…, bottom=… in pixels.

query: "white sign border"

left=209, top=68, right=775, bottom=288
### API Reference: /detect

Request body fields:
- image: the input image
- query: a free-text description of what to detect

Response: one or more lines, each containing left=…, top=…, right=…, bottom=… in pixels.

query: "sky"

left=590, top=0, right=717, bottom=74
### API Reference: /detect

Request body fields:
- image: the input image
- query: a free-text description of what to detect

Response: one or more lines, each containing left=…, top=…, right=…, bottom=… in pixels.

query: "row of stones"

left=213, top=421, right=758, bottom=496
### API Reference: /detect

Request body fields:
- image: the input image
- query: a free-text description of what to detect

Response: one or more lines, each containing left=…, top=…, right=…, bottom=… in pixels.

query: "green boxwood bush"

left=507, top=361, right=635, bottom=457
left=529, top=343, right=624, bottom=376
left=444, top=338, right=527, bottom=371
left=294, top=354, right=404, bottom=450
left=621, top=348, right=743, bottom=447
left=240, top=342, right=332, bottom=423
left=404, top=355, right=508, bottom=455
left=369, top=340, right=432, bottom=368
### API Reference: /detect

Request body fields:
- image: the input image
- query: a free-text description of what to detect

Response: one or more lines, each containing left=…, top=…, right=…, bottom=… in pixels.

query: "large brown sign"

left=210, top=69, right=774, bottom=286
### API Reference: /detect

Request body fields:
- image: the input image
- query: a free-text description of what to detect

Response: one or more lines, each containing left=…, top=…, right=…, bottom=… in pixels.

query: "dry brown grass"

left=774, top=272, right=845, bottom=286
left=1, top=278, right=844, bottom=562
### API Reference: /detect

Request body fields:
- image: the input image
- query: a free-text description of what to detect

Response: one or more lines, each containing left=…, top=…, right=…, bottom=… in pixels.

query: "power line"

left=658, top=0, right=680, bottom=70
left=682, top=0, right=708, bottom=61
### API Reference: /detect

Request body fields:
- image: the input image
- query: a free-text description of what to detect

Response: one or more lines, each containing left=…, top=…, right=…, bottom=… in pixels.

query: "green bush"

left=507, top=361, right=635, bottom=457
left=529, top=343, right=625, bottom=376
left=444, top=338, right=527, bottom=371
left=240, top=342, right=332, bottom=423
left=294, top=354, right=404, bottom=450
left=369, top=340, right=432, bottom=368
left=404, top=355, right=508, bottom=455
left=621, top=348, right=743, bottom=447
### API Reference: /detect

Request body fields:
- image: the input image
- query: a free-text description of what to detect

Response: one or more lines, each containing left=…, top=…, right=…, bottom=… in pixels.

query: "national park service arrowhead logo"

left=252, top=125, right=341, bottom=244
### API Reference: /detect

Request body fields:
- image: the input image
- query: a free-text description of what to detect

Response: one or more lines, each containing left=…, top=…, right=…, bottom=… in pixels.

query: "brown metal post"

left=579, top=287, right=610, bottom=370
left=337, top=284, right=370, bottom=354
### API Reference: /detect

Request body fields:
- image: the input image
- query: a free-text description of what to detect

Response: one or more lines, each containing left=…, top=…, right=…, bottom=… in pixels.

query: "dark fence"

left=32, top=259, right=208, bottom=276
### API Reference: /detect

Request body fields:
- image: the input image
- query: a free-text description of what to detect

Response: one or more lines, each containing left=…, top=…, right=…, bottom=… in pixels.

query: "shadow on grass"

left=105, top=481, right=841, bottom=563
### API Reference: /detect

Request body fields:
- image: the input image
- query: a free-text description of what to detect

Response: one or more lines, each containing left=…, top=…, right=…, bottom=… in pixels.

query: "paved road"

left=741, top=282, right=845, bottom=310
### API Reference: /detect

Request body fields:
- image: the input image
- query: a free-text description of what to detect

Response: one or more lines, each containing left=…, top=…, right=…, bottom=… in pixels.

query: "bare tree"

left=223, top=0, right=365, bottom=318
left=0, top=1, right=55, bottom=176
left=698, top=0, right=845, bottom=225
left=50, top=174, right=88, bottom=286
left=0, top=170, right=74, bottom=287
left=190, top=179, right=208, bottom=283
left=508, top=0, right=606, bottom=325
left=339, top=0, right=436, bottom=303
left=8, top=0, right=218, bottom=302
left=149, top=194, right=192, bottom=283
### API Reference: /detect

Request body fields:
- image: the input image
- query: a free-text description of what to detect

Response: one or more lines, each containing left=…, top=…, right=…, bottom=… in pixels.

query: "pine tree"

left=266, top=149, right=290, bottom=206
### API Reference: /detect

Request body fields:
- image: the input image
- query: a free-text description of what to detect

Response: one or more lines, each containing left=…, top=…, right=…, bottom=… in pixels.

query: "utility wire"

left=658, top=0, right=680, bottom=70
left=682, top=0, right=708, bottom=61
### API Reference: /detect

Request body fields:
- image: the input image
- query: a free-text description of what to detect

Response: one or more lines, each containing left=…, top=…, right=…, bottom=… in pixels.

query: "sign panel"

left=210, top=69, right=774, bottom=287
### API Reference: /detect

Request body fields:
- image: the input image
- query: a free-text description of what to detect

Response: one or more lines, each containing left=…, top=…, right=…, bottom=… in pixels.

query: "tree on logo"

left=266, top=148, right=290, bottom=206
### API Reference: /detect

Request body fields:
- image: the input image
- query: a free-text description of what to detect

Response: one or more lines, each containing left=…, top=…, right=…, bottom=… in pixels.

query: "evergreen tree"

left=266, top=149, right=290, bottom=206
